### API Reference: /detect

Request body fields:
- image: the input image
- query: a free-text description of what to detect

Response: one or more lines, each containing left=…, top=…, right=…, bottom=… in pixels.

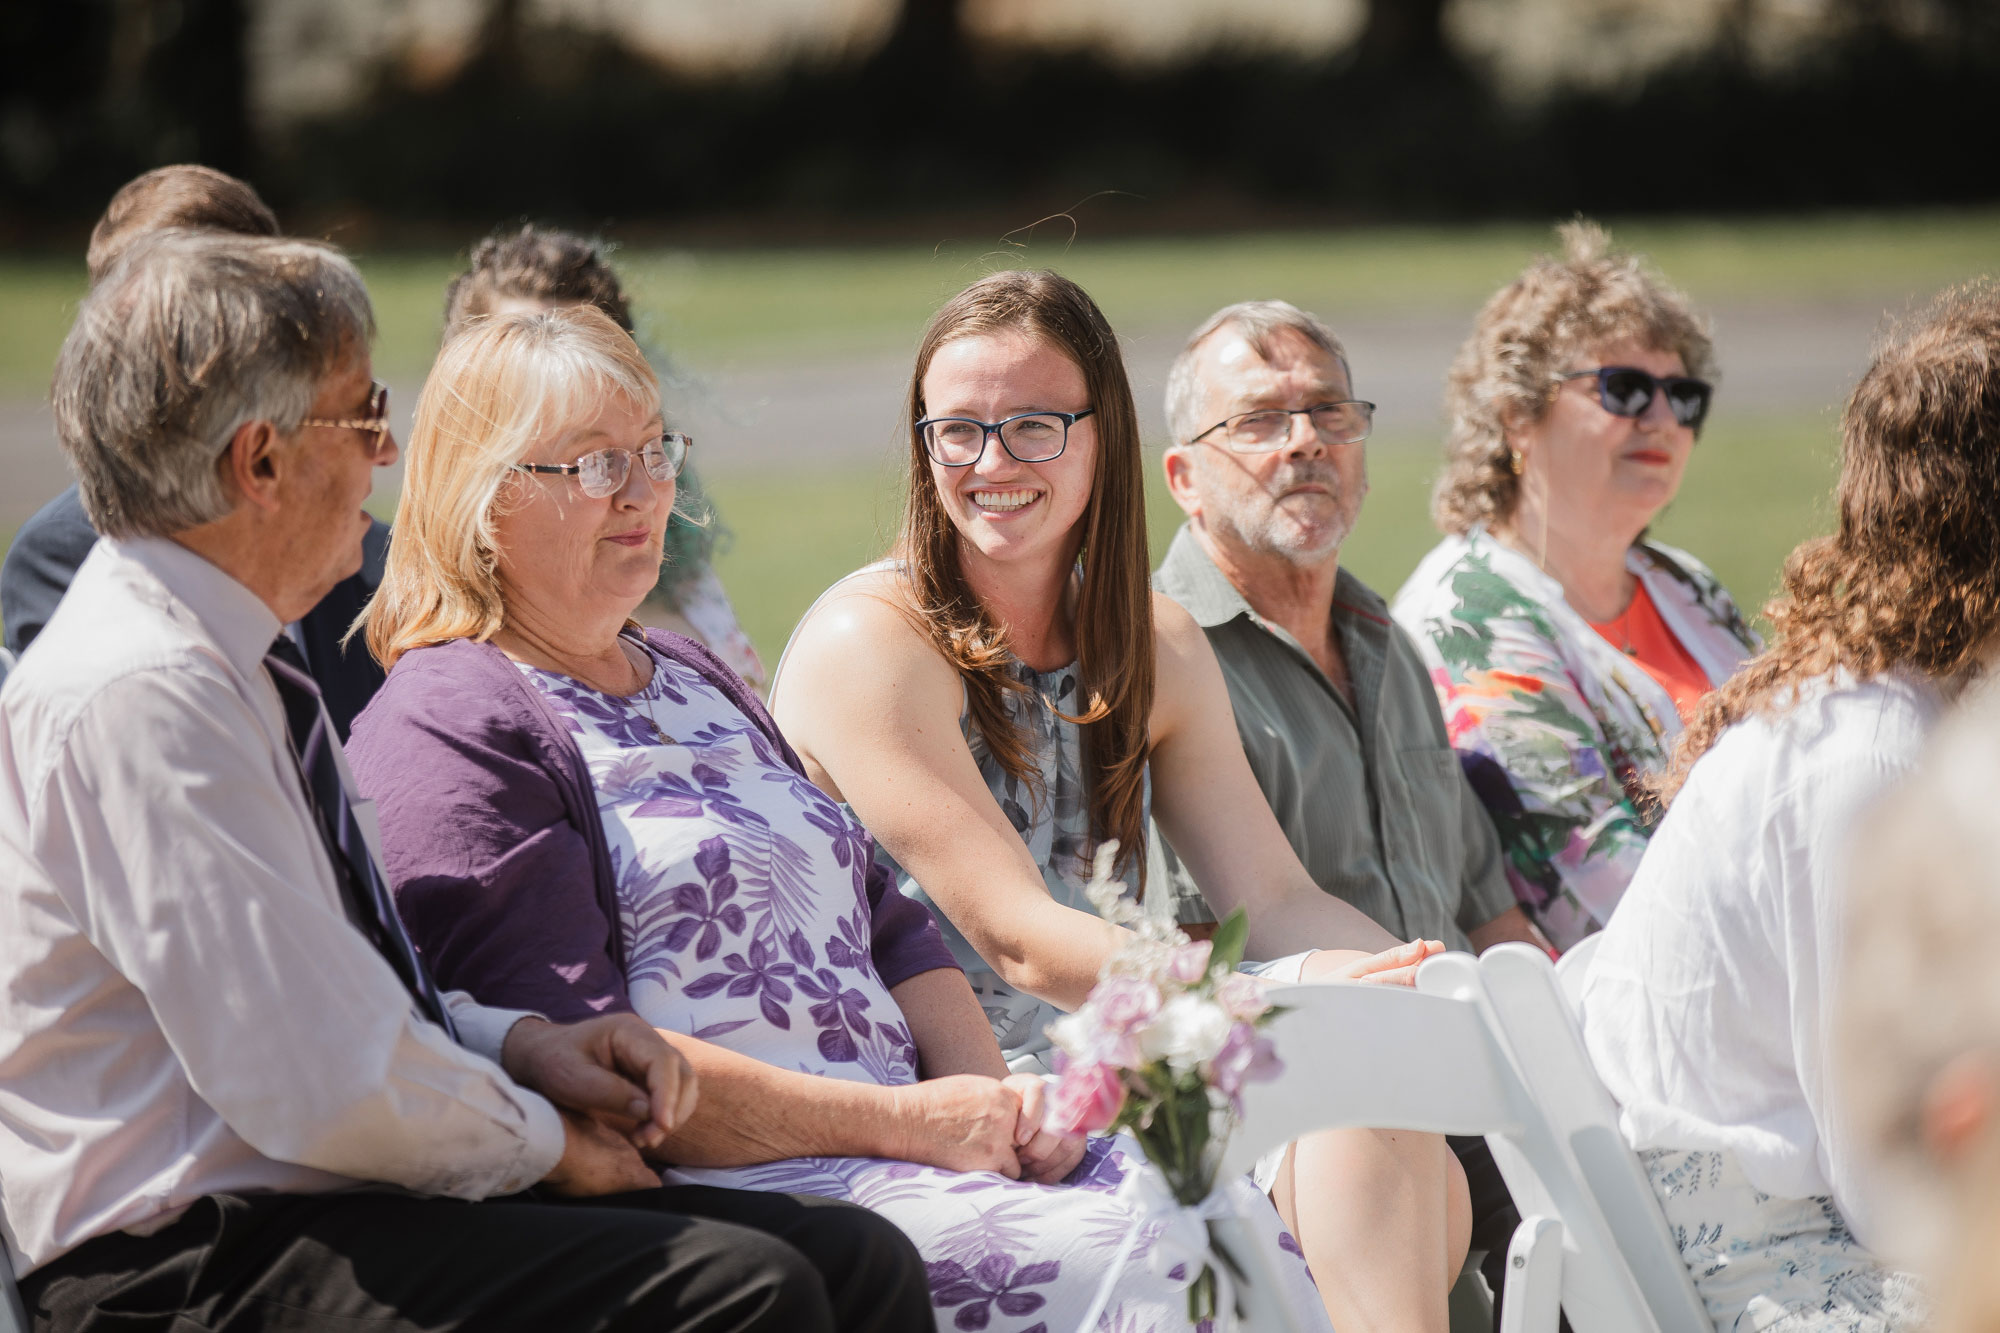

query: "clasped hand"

left=501, top=1013, right=699, bottom=1196
left=890, top=1072, right=1087, bottom=1185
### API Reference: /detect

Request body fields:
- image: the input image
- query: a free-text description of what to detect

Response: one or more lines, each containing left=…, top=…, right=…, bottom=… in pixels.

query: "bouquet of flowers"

left=1045, top=843, right=1284, bottom=1328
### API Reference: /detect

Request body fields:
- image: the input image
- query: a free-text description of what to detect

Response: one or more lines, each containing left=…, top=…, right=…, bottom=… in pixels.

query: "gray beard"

left=1204, top=459, right=1356, bottom=566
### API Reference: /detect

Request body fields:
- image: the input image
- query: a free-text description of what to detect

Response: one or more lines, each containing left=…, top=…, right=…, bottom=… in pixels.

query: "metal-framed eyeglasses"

left=512, top=432, right=692, bottom=498
left=298, top=380, right=394, bottom=461
left=916, top=408, right=1095, bottom=467
left=1190, top=400, right=1376, bottom=452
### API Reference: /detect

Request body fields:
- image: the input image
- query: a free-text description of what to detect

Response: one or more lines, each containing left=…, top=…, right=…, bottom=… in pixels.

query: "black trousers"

left=20, top=1185, right=936, bottom=1333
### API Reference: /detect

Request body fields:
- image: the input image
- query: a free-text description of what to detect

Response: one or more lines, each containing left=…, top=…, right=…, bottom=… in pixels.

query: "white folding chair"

left=1439, top=944, right=1711, bottom=1333
left=1227, top=949, right=1709, bottom=1333
left=1, top=1240, right=26, bottom=1333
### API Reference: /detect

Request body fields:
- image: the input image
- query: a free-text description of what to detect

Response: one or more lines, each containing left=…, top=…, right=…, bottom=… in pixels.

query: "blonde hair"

left=365, top=304, right=660, bottom=668
left=1432, top=219, right=1714, bottom=536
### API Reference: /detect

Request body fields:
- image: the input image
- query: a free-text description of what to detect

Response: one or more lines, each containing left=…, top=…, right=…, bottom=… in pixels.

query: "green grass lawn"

left=3, top=210, right=1995, bottom=390
left=700, top=409, right=1839, bottom=665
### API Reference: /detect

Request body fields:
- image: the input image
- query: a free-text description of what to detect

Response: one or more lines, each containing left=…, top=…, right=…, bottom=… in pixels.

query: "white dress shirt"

left=1578, top=670, right=1942, bottom=1252
left=0, top=537, right=564, bottom=1276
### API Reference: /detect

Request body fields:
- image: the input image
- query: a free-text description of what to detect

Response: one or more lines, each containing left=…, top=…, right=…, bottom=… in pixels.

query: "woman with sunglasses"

left=348, top=304, right=1335, bottom=1333
left=774, top=270, right=1475, bottom=1333
left=1391, top=221, right=1759, bottom=953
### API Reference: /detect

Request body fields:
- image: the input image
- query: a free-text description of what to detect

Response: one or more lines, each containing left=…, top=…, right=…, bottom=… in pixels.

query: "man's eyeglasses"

left=298, top=381, right=393, bottom=461
left=1191, top=401, right=1375, bottom=453
left=1555, top=367, right=1713, bottom=430
left=512, top=433, right=692, bottom=498
left=917, top=409, right=1094, bottom=467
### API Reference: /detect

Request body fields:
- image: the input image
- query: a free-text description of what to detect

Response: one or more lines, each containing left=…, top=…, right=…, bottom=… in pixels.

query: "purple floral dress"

left=520, top=647, right=1330, bottom=1333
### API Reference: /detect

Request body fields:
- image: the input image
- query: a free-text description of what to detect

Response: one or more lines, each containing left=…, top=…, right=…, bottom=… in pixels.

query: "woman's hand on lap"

left=1003, top=1072, right=1087, bottom=1184
left=1303, top=939, right=1446, bottom=988
left=888, top=1074, right=1031, bottom=1178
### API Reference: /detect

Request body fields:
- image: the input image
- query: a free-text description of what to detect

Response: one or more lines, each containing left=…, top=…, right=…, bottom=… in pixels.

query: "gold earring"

left=1508, top=449, right=1523, bottom=476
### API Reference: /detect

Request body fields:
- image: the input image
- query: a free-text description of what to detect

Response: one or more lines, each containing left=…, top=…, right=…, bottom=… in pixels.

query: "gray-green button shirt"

left=1149, top=524, right=1516, bottom=950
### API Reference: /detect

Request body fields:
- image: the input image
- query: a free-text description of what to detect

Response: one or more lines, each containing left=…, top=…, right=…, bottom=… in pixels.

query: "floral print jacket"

left=1390, top=526, right=1759, bottom=951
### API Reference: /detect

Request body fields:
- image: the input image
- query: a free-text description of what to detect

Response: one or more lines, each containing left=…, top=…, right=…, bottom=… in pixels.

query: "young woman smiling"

left=773, top=270, right=1472, bottom=1333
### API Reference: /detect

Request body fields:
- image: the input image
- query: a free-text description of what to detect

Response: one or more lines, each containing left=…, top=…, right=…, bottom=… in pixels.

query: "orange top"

left=1590, top=580, right=1713, bottom=723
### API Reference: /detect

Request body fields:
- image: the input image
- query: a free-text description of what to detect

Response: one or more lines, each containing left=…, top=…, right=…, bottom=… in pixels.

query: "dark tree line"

left=4, top=0, right=1997, bottom=231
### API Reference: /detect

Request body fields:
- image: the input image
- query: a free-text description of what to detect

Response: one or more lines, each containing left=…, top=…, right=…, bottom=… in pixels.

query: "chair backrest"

left=1470, top=944, right=1711, bottom=1333
left=1552, top=930, right=1602, bottom=1012
left=1, top=1239, right=26, bottom=1333
left=1224, top=978, right=1537, bottom=1177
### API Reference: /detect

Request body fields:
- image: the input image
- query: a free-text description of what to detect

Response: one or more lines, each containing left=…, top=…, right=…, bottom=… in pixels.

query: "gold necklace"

left=643, top=713, right=676, bottom=746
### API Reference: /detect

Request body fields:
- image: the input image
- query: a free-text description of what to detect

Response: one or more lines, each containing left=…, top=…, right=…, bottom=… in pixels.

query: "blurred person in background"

left=345, top=303, right=1302, bottom=1333
left=1392, top=221, right=1759, bottom=953
left=442, top=224, right=766, bottom=690
left=1577, top=282, right=2000, bottom=1333
left=1148, top=298, right=1548, bottom=1315
left=1842, top=678, right=2000, bottom=1333
left=0, top=165, right=390, bottom=737
left=775, top=269, right=1475, bottom=1333
left=0, top=231, right=931, bottom=1333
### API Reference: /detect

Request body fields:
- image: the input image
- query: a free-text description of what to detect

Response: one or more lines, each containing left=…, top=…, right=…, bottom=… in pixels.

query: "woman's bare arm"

left=772, top=576, right=1125, bottom=1012
left=892, top=967, right=1010, bottom=1079
left=1146, top=594, right=1421, bottom=965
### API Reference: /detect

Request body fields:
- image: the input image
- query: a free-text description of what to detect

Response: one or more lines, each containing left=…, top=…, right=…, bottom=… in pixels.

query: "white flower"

left=1139, top=993, right=1233, bottom=1072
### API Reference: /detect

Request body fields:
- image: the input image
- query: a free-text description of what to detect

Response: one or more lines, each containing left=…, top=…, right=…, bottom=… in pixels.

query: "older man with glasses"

left=0, top=165, right=390, bottom=738
left=0, top=231, right=931, bottom=1333
left=1148, top=299, right=1548, bottom=1319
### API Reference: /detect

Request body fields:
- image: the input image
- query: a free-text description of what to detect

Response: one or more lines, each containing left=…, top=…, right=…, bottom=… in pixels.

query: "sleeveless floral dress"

left=520, top=646, right=1329, bottom=1333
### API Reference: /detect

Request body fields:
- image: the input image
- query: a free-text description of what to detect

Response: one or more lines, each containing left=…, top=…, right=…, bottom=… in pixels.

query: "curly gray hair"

left=53, top=230, right=374, bottom=539
left=1432, top=220, right=1714, bottom=536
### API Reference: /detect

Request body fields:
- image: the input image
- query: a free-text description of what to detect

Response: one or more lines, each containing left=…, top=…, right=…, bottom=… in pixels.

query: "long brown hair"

left=1655, top=281, right=2000, bottom=804
left=896, top=270, right=1153, bottom=880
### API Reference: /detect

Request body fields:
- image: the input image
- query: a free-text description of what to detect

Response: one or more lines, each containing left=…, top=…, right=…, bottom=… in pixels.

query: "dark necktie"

left=266, top=636, right=459, bottom=1041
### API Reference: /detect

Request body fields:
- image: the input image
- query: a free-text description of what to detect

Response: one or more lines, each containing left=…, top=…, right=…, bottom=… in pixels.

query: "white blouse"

left=1577, top=670, right=1943, bottom=1252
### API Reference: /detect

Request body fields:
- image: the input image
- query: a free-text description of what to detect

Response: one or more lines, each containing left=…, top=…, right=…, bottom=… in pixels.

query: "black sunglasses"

left=1555, top=367, right=1713, bottom=430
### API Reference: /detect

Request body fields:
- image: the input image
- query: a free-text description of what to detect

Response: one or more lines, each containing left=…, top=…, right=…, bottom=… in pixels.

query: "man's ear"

left=1162, top=444, right=1202, bottom=521
left=220, top=419, right=284, bottom=516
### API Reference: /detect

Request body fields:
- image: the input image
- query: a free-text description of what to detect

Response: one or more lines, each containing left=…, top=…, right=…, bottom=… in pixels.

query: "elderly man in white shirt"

left=0, top=231, right=930, bottom=1333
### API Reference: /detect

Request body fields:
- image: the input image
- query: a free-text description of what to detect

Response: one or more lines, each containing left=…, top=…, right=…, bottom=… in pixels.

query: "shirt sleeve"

left=349, top=669, right=634, bottom=1026
left=865, top=844, right=961, bottom=989
left=1423, top=605, right=1652, bottom=951
left=33, top=667, right=563, bottom=1197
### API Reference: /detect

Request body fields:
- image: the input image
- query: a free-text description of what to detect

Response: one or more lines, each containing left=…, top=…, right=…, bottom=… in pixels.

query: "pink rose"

left=1091, top=975, right=1163, bottom=1033
left=1206, top=1022, right=1282, bottom=1107
left=1165, top=939, right=1215, bottom=985
left=1213, top=973, right=1270, bottom=1023
left=1048, top=1061, right=1127, bottom=1134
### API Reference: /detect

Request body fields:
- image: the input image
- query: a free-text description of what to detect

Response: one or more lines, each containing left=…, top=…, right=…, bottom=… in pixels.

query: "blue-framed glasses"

left=917, top=408, right=1095, bottom=467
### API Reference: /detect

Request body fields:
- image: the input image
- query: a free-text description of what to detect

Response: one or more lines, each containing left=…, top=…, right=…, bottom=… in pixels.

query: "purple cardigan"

left=346, top=629, right=957, bottom=1023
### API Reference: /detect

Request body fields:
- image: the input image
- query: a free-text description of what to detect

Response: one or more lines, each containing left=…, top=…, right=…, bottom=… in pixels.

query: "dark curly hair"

left=1654, top=280, right=2000, bottom=805
left=443, top=224, right=634, bottom=340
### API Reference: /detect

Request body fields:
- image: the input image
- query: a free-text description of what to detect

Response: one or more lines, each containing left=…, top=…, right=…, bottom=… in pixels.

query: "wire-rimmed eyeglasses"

left=298, top=380, right=394, bottom=461
left=512, top=432, right=692, bottom=498
left=1190, top=401, right=1375, bottom=453
left=917, top=408, right=1095, bottom=467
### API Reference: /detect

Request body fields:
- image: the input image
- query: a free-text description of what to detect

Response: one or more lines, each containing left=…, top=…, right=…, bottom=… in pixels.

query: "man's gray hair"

left=1162, top=300, right=1351, bottom=447
left=52, top=230, right=375, bottom=539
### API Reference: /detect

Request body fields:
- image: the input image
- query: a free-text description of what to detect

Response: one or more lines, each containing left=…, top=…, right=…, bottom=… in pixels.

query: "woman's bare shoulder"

left=777, top=568, right=959, bottom=720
